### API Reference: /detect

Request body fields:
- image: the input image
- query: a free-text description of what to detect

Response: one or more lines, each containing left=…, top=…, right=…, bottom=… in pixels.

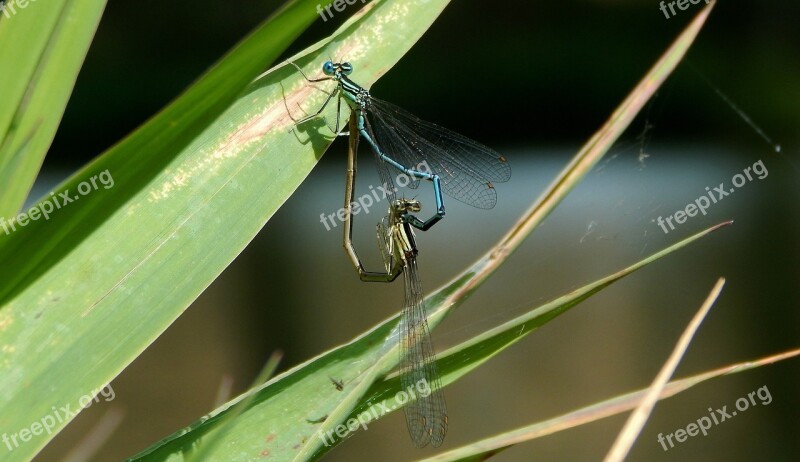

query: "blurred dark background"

left=30, top=0, right=799, bottom=461
left=44, top=0, right=800, bottom=165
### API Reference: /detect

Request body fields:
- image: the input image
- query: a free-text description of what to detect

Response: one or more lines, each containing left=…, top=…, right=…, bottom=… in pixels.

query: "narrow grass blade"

left=0, top=0, right=107, bottom=216
left=187, top=351, right=285, bottom=462
left=418, top=348, right=800, bottom=462
left=605, top=277, right=725, bottom=462
left=61, top=407, right=125, bottom=462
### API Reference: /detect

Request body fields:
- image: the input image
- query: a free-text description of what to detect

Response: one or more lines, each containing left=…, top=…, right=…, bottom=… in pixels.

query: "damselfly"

left=340, top=112, right=447, bottom=447
left=291, top=60, right=510, bottom=232
left=378, top=197, right=448, bottom=448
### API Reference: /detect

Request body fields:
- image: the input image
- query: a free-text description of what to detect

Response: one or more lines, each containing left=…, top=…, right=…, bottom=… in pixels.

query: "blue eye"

left=341, top=62, right=353, bottom=75
left=322, top=61, right=335, bottom=75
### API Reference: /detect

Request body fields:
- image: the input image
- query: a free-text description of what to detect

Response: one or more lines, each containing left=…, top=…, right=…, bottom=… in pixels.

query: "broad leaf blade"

left=0, top=0, right=343, bottom=459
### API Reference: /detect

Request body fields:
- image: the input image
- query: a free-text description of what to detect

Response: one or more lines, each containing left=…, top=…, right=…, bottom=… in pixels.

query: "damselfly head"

left=393, top=199, right=422, bottom=214
left=322, top=61, right=353, bottom=76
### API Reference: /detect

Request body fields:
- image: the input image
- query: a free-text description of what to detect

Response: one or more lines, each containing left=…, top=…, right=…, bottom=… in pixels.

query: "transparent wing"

left=400, top=257, right=448, bottom=447
left=376, top=215, right=394, bottom=273
left=361, top=115, right=398, bottom=205
left=369, top=97, right=510, bottom=210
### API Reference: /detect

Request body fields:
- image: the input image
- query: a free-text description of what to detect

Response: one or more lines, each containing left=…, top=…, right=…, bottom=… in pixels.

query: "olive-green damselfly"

left=340, top=111, right=446, bottom=447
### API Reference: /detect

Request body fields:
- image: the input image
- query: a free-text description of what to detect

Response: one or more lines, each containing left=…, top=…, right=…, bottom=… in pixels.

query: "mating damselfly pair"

left=292, top=60, right=510, bottom=447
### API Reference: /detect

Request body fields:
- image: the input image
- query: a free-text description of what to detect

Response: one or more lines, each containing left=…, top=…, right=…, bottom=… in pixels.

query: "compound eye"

left=322, top=61, right=335, bottom=75
left=341, top=62, right=353, bottom=75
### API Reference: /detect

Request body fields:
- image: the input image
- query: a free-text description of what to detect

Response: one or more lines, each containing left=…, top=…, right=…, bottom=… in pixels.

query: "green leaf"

left=0, top=0, right=107, bottom=216
left=0, top=0, right=359, bottom=458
